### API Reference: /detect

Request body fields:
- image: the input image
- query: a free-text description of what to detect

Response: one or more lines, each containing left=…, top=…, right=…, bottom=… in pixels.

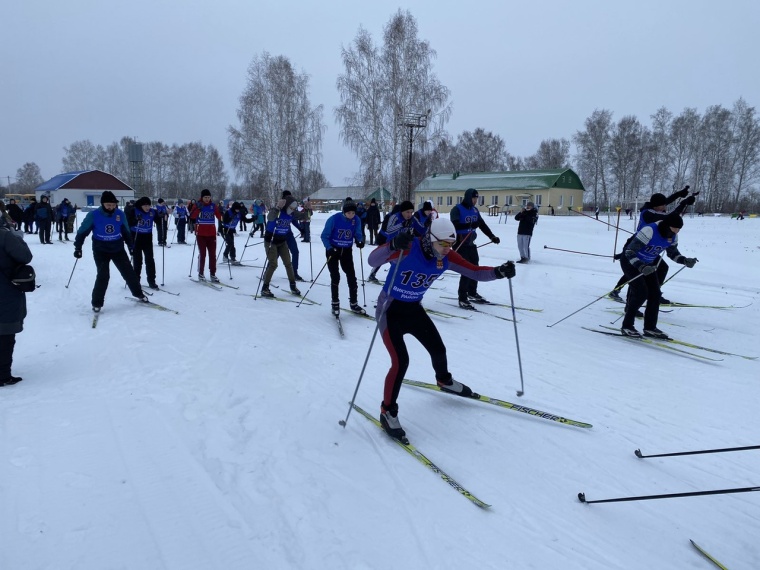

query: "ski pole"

left=661, top=264, right=687, bottom=286
left=635, top=444, right=760, bottom=459
left=359, top=247, right=366, bottom=307
left=568, top=207, right=633, bottom=234
left=254, top=240, right=273, bottom=299
left=612, top=208, right=622, bottom=261
left=454, top=229, right=473, bottom=252
left=543, top=245, right=614, bottom=258
left=578, top=485, right=760, bottom=505
left=339, top=250, right=405, bottom=429
left=65, top=258, right=79, bottom=288
left=476, top=240, right=493, bottom=249
left=547, top=273, right=643, bottom=328
left=309, top=239, right=313, bottom=282
left=161, top=236, right=165, bottom=286
left=187, top=236, right=198, bottom=277
left=296, top=256, right=331, bottom=307
left=507, top=271, right=525, bottom=397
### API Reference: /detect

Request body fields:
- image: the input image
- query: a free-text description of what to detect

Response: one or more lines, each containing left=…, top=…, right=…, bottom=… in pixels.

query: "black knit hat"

left=281, top=190, right=292, bottom=198
left=422, top=201, right=433, bottom=212
left=101, top=191, right=118, bottom=204
left=650, top=193, right=667, bottom=207
left=342, top=201, right=357, bottom=214
left=664, top=212, right=684, bottom=229
left=135, top=197, right=151, bottom=208
left=399, top=200, right=414, bottom=212
left=200, top=189, right=211, bottom=198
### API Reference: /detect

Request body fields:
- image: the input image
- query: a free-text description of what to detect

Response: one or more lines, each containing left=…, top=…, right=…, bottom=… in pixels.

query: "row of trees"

left=575, top=100, right=760, bottom=211
left=4, top=9, right=759, bottom=212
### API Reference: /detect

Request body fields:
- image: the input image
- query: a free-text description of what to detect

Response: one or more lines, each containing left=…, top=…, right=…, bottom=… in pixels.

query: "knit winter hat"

left=664, top=212, right=684, bottom=229
left=399, top=200, right=414, bottom=213
left=281, top=190, right=293, bottom=199
left=342, top=201, right=357, bottom=214
left=422, top=201, right=434, bottom=212
left=200, top=189, right=211, bottom=198
left=101, top=191, right=118, bottom=204
left=135, top=197, right=151, bottom=208
left=649, top=193, right=667, bottom=207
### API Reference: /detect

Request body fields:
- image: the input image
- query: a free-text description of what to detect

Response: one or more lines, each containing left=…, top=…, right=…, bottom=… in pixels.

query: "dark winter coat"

left=23, top=202, right=37, bottom=223
left=0, top=219, right=33, bottom=334
left=366, top=204, right=381, bottom=230
left=34, top=199, right=54, bottom=221
left=7, top=203, right=23, bottom=224
left=514, top=208, right=538, bottom=236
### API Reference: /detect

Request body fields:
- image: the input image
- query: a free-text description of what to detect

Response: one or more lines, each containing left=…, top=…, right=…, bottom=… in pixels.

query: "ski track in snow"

left=1, top=214, right=758, bottom=569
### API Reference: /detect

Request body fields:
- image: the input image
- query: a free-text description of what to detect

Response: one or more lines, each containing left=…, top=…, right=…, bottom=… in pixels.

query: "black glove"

left=491, top=236, right=501, bottom=245
left=390, top=232, right=413, bottom=251
left=682, top=257, right=698, bottom=268
left=639, top=264, right=656, bottom=276
left=675, top=188, right=690, bottom=199
left=495, top=261, right=516, bottom=279
left=74, top=249, right=82, bottom=259
left=683, top=195, right=696, bottom=206
left=326, top=247, right=337, bottom=259
left=356, top=241, right=365, bottom=249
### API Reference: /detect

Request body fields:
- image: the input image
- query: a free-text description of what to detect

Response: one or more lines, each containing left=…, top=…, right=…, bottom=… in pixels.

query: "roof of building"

left=415, top=169, right=585, bottom=193
left=308, top=186, right=391, bottom=202
left=35, top=169, right=133, bottom=192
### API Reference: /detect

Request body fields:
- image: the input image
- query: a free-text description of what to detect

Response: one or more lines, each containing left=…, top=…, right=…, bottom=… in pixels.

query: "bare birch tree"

left=336, top=9, right=452, bottom=201
left=573, top=109, right=613, bottom=207
left=228, top=52, right=325, bottom=204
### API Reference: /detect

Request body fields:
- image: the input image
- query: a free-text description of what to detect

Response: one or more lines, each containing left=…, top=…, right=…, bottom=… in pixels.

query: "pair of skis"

left=584, top=325, right=756, bottom=360
left=353, top=379, right=591, bottom=508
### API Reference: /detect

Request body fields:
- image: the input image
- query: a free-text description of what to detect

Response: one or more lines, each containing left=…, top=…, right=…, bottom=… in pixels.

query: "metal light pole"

left=398, top=111, right=429, bottom=201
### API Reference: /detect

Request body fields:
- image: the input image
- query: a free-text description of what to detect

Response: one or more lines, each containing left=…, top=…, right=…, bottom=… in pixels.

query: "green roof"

left=415, top=169, right=585, bottom=193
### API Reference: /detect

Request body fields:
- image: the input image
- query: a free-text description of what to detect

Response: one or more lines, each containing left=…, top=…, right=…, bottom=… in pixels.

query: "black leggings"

left=327, top=248, right=358, bottom=303
left=379, top=300, right=448, bottom=408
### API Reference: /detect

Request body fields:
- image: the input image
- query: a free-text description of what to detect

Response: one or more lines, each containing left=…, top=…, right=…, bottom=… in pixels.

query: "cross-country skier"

left=367, top=217, right=516, bottom=441
left=73, top=191, right=147, bottom=312
left=620, top=212, right=697, bottom=339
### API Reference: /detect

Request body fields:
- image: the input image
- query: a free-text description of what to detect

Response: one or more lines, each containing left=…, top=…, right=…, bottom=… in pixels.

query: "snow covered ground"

left=1, top=211, right=758, bottom=570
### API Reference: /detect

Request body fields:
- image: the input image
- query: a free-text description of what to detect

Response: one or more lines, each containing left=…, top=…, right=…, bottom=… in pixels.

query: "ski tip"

left=634, top=449, right=643, bottom=458
left=578, top=492, right=587, bottom=503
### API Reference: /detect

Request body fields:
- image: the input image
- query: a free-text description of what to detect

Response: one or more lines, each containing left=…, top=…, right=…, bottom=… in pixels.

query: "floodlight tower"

left=398, top=110, right=430, bottom=200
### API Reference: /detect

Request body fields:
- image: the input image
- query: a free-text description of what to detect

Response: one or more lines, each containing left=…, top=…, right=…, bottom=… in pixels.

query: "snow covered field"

left=1, top=211, right=758, bottom=569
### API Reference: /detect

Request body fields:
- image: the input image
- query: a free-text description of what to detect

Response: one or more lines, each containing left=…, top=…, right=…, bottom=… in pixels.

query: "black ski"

left=582, top=327, right=722, bottom=361
left=402, top=379, right=592, bottom=429
left=125, top=297, right=179, bottom=314
left=334, top=314, right=345, bottom=337
left=440, top=296, right=541, bottom=312
left=441, top=302, right=514, bottom=322
left=340, top=307, right=375, bottom=321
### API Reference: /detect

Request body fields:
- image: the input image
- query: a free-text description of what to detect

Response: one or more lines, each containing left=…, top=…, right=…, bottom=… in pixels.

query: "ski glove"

left=681, top=257, right=698, bottom=268
left=675, top=187, right=690, bottom=199
left=494, top=261, right=516, bottom=279
left=356, top=241, right=365, bottom=249
left=326, top=247, right=337, bottom=259
left=73, top=249, right=82, bottom=259
left=639, top=264, right=656, bottom=276
left=490, top=236, right=501, bottom=245
left=682, top=195, right=696, bottom=206
left=390, top=233, right=413, bottom=251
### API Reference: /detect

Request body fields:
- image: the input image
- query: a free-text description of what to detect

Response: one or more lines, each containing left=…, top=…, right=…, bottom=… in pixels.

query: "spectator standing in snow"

left=0, top=211, right=33, bottom=387
left=514, top=201, right=538, bottom=263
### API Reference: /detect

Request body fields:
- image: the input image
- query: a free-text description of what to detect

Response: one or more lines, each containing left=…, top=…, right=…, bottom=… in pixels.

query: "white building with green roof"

left=413, top=169, right=585, bottom=216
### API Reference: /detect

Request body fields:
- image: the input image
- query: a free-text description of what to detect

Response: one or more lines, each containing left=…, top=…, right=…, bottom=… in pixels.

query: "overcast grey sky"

left=2, top=0, right=758, bottom=188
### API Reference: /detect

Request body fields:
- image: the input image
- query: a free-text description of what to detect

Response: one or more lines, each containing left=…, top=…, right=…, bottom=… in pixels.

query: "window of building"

left=505, top=195, right=513, bottom=206
left=534, top=195, right=542, bottom=206
left=478, top=196, right=485, bottom=206
left=559, top=195, right=564, bottom=207
left=456, top=196, right=462, bottom=204
left=491, top=195, right=499, bottom=205
left=569, top=195, right=574, bottom=207
left=437, top=196, right=443, bottom=206
left=447, top=196, right=453, bottom=206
